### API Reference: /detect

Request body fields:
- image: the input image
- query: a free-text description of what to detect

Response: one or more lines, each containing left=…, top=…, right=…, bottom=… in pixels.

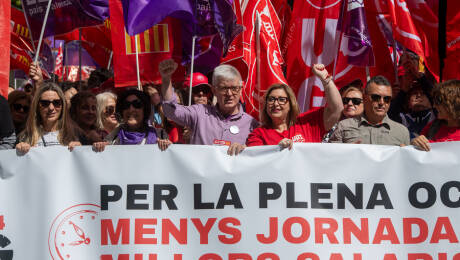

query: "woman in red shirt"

left=411, top=79, right=460, bottom=151
left=246, top=83, right=300, bottom=148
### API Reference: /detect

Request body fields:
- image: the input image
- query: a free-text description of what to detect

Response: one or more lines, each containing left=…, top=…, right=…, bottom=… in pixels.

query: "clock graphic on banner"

left=48, top=204, right=100, bottom=260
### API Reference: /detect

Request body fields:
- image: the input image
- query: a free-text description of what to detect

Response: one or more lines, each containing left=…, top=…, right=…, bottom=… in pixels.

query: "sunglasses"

left=39, top=99, right=62, bottom=108
left=342, top=97, right=363, bottom=105
left=193, top=86, right=211, bottom=94
left=121, top=99, right=143, bottom=110
left=369, top=94, right=391, bottom=104
left=104, top=105, right=115, bottom=115
left=12, top=103, right=30, bottom=113
left=267, top=96, right=289, bottom=105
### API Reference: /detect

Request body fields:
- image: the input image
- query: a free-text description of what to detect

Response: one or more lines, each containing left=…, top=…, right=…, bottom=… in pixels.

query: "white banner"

left=1, top=143, right=460, bottom=260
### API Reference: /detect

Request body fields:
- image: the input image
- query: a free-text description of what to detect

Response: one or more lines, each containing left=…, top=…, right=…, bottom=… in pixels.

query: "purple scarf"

left=117, top=127, right=157, bottom=145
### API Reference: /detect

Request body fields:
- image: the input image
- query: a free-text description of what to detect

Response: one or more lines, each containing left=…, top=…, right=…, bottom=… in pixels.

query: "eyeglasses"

left=369, top=94, right=391, bottom=104
left=267, top=96, right=289, bottom=105
left=121, top=99, right=143, bottom=110
left=104, top=106, right=115, bottom=115
left=12, top=103, right=30, bottom=113
left=39, top=99, right=62, bottom=108
left=218, top=86, right=241, bottom=94
left=342, top=97, right=363, bottom=105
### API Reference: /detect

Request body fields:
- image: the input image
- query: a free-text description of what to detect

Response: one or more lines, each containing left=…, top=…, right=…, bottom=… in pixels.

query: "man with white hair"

left=159, top=59, right=259, bottom=154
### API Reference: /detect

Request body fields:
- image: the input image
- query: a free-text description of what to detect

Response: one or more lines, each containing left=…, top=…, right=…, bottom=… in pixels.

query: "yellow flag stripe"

left=153, top=26, right=160, bottom=52
left=162, top=24, right=169, bottom=52
left=144, top=30, right=151, bottom=53
left=125, top=31, right=132, bottom=54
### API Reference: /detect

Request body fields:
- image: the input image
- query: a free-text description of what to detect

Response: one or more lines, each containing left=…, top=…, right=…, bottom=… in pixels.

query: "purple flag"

left=64, top=41, right=98, bottom=67
left=121, top=0, right=242, bottom=73
left=21, top=0, right=109, bottom=41
left=338, top=0, right=375, bottom=67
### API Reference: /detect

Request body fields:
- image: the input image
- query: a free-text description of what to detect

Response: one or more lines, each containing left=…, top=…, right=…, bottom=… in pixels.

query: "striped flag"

left=109, top=0, right=185, bottom=87
left=124, top=24, right=170, bottom=54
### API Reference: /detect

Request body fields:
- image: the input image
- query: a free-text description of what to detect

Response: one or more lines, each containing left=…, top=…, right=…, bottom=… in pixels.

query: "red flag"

left=56, top=20, right=112, bottom=51
left=271, top=0, right=292, bottom=62
left=10, top=6, right=31, bottom=42
left=109, top=0, right=184, bottom=87
left=223, top=0, right=287, bottom=119
left=369, top=0, right=439, bottom=81
left=64, top=66, right=95, bottom=82
left=10, top=33, right=33, bottom=79
left=0, top=1, right=10, bottom=97
left=285, top=0, right=343, bottom=111
left=244, top=0, right=287, bottom=119
left=443, top=1, right=460, bottom=80
left=54, top=41, right=64, bottom=78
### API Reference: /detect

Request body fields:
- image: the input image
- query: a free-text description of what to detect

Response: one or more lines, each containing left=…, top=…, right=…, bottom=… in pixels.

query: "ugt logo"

left=0, top=215, right=13, bottom=260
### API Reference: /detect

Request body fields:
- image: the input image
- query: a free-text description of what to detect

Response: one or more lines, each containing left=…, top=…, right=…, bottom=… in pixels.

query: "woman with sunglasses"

left=411, top=79, right=460, bottom=151
left=96, top=92, right=119, bottom=136
left=322, top=80, right=364, bottom=142
left=15, top=83, right=81, bottom=154
left=92, top=89, right=171, bottom=151
left=8, top=90, right=32, bottom=135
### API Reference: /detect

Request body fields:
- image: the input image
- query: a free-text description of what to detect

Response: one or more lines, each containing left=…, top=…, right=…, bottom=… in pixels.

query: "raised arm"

left=312, top=64, right=343, bottom=131
left=159, top=59, right=178, bottom=101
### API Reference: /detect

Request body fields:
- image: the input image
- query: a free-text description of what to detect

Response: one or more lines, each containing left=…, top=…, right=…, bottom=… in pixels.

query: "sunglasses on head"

left=12, top=103, right=30, bottom=113
left=121, top=99, right=143, bottom=110
left=39, top=99, right=62, bottom=108
left=342, top=97, right=362, bottom=105
left=104, top=105, right=115, bottom=115
left=369, top=94, right=391, bottom=104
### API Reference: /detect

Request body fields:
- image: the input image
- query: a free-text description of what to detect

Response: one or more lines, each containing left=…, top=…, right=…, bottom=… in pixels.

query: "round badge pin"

left=229, top=125, right=240, bottom=134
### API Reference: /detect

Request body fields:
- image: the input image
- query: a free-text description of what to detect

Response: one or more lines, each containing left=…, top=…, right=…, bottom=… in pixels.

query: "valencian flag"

left=21, top=0, right=109, bottom=41
left=121, top=0, right=242, bottom=73
left=109, top=0, right=185, bottom=87
left=0, top=1, right=10, bottom=98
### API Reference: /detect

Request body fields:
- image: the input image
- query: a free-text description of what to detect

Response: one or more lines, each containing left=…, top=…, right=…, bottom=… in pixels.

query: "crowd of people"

left=1, top=52, right=459, bottom=155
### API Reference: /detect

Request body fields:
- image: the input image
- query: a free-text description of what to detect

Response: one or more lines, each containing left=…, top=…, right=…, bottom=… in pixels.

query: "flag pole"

left=255, top=12, right=261, bottom=118
left=23, top=7, right=37, bottom=53
left=34, top=0, right=53, bottom=63
left=135, top=34, right=141, bottom=90
left=438, top=0, right=447, bottom=82
left=392, top=38, right=399, bottom=85
left=365, top=66, right=371, bottom=82
left=188, top=36, right=197, bottom=106
left=332, top=0, right=346, bottom=79
left=78, top=28, right=82, bottom=87
left=107, top=51, right=113, bottom=70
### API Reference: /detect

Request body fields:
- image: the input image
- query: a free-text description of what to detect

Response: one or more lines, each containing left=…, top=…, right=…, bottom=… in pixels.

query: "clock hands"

left=68, top=221, right=90, bottom=246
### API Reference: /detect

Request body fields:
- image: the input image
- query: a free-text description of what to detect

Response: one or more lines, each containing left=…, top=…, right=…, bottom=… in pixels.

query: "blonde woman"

left=96, top=92, right=119, bottom=136
left=16, top=83, right=81, bottom=154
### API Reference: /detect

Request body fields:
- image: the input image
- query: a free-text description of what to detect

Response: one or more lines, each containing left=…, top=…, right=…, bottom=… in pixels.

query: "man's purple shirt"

left=162, top=94, right=259, bottom=145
